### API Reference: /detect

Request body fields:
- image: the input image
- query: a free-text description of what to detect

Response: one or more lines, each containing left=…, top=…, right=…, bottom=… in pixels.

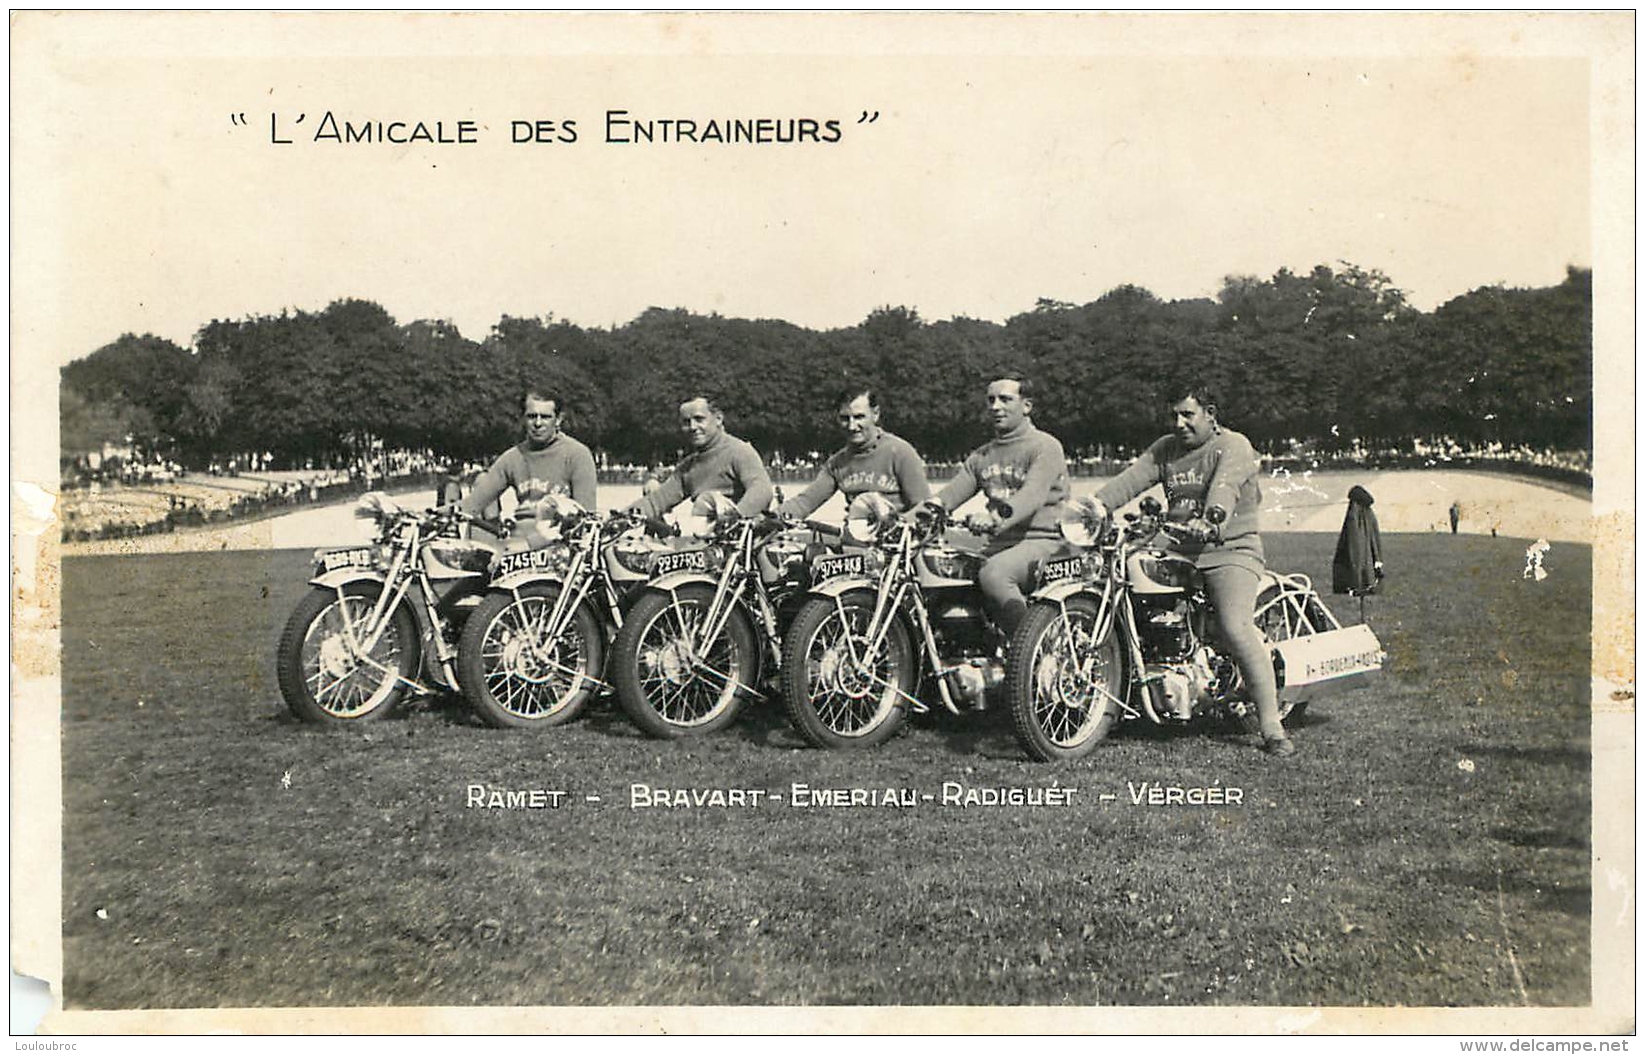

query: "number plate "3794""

left=811, top=553, right=865, bottom=583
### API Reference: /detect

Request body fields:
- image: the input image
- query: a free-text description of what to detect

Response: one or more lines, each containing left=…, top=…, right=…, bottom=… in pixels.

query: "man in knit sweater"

left=779, top=387, right=930, bottom=519
left=1090, top=386, right=1294, bottom=757
left=629, top=394, right=775, bottom=520
left=463, top=389, right=598, bottom=520
left=924, top=374, right=1067, bottom=635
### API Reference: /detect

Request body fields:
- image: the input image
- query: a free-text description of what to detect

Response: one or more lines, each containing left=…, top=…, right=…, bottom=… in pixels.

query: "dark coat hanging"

left=1332, top=484, right=1384, bottom=595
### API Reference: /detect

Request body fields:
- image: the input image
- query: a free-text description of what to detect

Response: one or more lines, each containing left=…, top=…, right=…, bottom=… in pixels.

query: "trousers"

left=977, top=537, right=1064, bottom=634
left=1203, top=563, right=1283, bottom=739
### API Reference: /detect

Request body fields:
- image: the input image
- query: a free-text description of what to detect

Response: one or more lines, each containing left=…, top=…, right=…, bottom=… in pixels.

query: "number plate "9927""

left=651, top=550, right=710, bottom=577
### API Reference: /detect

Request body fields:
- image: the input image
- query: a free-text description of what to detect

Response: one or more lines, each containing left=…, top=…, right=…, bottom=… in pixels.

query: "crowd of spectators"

left=59, top=448, right=445, bottom=543
left=61, top=438, right=1592, bottom=543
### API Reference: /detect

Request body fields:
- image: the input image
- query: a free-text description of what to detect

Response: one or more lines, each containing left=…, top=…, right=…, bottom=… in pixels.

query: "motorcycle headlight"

left=845, top=492, right=896, bottom=545
left=1058, top=495, right=1109, bottom=548
left=675, top=492, right=740, bottom=539
left=352, top=491, right=398, bottom=543
left=530, top=493, right=586, bottom=530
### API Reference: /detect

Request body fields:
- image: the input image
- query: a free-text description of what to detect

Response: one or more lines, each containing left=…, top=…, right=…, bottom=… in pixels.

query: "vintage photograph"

left=11, top=11, right=1633, bottom=1036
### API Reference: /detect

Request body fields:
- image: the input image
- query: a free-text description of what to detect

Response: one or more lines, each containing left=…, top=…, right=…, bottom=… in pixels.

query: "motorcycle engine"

left=1135, top=597, right=1195, bottom=661
left=1146, top=647, right=1223, bottom=721
left=929, top=598, right=993, bottom=654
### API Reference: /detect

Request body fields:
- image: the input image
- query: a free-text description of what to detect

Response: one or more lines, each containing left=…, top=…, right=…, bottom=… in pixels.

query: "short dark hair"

left=989, top=372, right=1034, bottom=401
left=679, top=393, right=723, bottom=416
left=1166, top=382, right=1221, bottom=417
left=835, top=385, right=879, bottom=412
left=523, top=389, right=562, bottom=414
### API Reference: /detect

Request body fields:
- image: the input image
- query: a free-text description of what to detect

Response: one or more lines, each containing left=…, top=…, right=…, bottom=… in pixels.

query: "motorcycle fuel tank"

left=1126, top=549, right=1202, bottom=595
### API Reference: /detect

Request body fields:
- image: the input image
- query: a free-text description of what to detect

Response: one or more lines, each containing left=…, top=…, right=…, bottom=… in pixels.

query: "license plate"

left=319, top=548, right=374, bottom=573
left=1038, top=555, right=1089, bottom=586
left=651, top=550, right=710, bottom=577
left=811, top=553, right=865, bottom=584
left=492, top=548, right=559, bottom=579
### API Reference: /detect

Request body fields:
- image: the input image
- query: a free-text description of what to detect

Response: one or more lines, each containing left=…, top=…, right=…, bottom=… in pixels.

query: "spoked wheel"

left=277, top=583, right=419, bottom=724
left=612, top=584, right=757, bottom=738
left=458, top=583, right=604, bottom=729
left=781, top=592, right=914, bottom=750
left=1007, top=595, right=1123, bottom=761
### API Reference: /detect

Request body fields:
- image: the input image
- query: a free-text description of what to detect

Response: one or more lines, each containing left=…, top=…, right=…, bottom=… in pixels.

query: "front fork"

left=331, top=570, right=445, bottom=695
left=504, top=558, right=615, bottom=696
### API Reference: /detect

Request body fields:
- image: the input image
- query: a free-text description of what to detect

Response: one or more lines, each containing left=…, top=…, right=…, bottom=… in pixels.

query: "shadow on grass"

left=1457, top=743, right=1592, bottom=768
left=1427, top=866, right=1591, bottom=919
left=1488, top=825, right=1588, bottom=852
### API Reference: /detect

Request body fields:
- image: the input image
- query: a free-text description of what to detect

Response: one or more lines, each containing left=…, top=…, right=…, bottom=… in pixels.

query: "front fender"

left=488, top=568, right=568, bottom=593
left=307, top=568, right=388, bottom=591
left=1028, top=579, right=1103, bottom=605
left=643, top=570, right=722, bottom=594
left=804, top=575, right=880, bottom=600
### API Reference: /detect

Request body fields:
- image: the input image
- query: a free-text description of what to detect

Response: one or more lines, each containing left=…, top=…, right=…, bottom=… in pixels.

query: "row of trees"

left=60, top=263, right=1592, bottom=468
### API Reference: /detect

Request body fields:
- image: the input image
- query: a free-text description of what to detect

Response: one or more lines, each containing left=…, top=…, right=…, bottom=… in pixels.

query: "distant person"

left=628, top=394, right=774, bottom=519
left=1449, top=500, right=1461, bottom=535
left=779, top=386, right=929, bottom=519
left=1333, top=485, right=1385, bottom=596
left=463, top=389, right=598, bottom=523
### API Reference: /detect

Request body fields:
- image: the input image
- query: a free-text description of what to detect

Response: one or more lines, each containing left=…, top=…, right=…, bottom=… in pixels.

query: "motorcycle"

left=609, top=492, right=823, bottom=738
left=275, top=491, right=505, bottom=724
left=1006, top=495, right=1386, bottom=761
left=778, top=492, right=1005, bottom=750
left=455, top=497, right=672, bottom=729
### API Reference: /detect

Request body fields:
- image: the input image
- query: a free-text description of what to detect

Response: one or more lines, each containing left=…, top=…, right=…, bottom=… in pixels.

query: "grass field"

left=59, top=532, right=1592, bottom=1009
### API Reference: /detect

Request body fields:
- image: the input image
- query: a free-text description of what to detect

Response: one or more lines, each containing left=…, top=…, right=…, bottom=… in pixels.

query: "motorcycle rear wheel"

left=277, top=583, right=419, bottom=724
left=458, top=583, right=604, bottom=729
left=1008, top=596, right=1123, bottom=762
left=781, top=592, right=914, bottom=750
left=612, top=584, right=756, bottom=738
left=1232, top=585, right=1336, bottom=732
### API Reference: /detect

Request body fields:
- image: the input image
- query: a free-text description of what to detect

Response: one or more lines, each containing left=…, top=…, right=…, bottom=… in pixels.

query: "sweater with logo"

left=937, top=421, right=1068, bottom=549
left=464, top=433, right=598, bottom=517
left=1096, top=427, right=1265, bottom=573
left=637, top=431, right=775, bottom=519
left=780, top=431, right=930, bottom=518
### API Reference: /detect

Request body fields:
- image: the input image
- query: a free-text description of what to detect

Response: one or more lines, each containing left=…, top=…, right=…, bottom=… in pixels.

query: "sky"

left=13, top=13, right=1612, bottom=369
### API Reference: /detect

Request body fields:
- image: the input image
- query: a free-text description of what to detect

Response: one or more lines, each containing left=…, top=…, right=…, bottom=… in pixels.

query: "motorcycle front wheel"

left=276, top=583, right=419, bottom=724
left=612, top=584, right=757, bottom=738
left=780, top=592, right=914, bottom=750
left=458, top=583, right=604, bottom=729
left=1007, top=596, right=1123, bottom=761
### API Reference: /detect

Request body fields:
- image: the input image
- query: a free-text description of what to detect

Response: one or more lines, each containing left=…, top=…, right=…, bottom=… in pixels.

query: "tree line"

left=60, top=263, right=1592, bottom=469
